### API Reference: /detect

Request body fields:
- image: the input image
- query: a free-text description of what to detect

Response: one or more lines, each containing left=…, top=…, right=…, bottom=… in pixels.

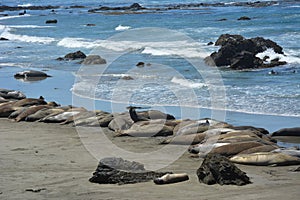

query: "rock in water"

left=196, top=154, right=251, bottom=186
left=89, top=157, right=169, bottom=184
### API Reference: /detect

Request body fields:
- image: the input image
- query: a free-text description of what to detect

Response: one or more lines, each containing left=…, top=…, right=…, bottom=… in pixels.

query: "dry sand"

left=0, top=118, right=300, bottom=200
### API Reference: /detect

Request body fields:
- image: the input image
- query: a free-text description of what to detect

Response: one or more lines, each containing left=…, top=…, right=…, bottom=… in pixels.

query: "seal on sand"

left=230, top=152, right=300, bottom=166
left=154, top=173, right=189, bottom=184
left=272, top=127, right=300, bottom=137
left=126, top=106, right=150, bottom=123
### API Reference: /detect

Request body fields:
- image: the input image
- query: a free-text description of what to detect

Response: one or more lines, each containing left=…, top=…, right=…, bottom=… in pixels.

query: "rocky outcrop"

left=80, top=55, right=106, bottom=65
left=57, top=51, right=86, bottom=61
left=205, top=34, right=286, bottom=70
left=89, top=157, right=169, bottom=184
left=88, top=3, right=145, bottom=13
left=196, top=154, right=251, bottom=186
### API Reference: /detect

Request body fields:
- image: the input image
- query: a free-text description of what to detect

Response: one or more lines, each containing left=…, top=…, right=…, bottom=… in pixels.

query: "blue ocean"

left=0, top=0, right=299, bottom=133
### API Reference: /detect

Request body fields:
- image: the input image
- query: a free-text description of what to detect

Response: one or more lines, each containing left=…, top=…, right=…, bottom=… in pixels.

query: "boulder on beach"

left=196, top=154, right=251, bottom=186
left=89, top=157, right=170, bottom=184
left=205, top=34, right=286, bottom=70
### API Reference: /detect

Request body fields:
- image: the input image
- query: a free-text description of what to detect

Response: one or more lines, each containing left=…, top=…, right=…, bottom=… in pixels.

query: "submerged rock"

left=196, top=154, right=251, bottom=186
left=89, top=157, right=169, bottom=184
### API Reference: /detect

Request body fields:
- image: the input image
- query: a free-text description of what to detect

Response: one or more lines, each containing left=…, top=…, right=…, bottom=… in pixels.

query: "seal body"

left=154, top=173, right=189, bottom=184
left=230, top=152, right=300, bottom=166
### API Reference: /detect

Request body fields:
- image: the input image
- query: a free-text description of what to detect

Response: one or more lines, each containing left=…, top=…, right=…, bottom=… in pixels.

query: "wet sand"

left=0, top=118, right=299, bottom=200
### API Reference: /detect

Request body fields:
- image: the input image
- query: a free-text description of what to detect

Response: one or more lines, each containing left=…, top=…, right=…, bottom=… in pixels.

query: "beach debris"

left=230, top=152, right=300, bottom=166
left=271, top=127, right=300, bottom=137
left=197, top=154, right=251, bottom=186
left=89, top=157, right=170, bottom=185
left=205, top=34, right=286, bottom=69
left=79, top=55, right=106, bottom=65
left=25, top=188, right=46, bottom=193
left=154, top=173, right=189, bottom=184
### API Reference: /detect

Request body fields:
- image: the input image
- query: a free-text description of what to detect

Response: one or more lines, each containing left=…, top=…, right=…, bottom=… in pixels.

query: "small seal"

left=154, top=173, right=189, bottom=184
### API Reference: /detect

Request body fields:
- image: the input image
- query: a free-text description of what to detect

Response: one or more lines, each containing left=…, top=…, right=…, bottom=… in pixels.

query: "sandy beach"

left=0, top=118, right=299, bottom=200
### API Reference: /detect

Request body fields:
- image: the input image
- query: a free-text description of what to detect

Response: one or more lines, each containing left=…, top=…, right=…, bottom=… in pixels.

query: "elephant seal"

left=25, top=108, right=65, bottom=122
left=126, top=106, right=150, bottom=123
left=115, top=121, right=174, bottom=137
left=13, top=96, right=47, bottom=107
left=272, top=127, right=300, bottom=137
left=230, top=152, right=300, bottom=166
left=188, top=142, right=231, bottom=154
left=271, top=148, right=300, bottom=158
left=0, top=88, right=26, bottom=100
left=154, top=173, right=189, bottom=184
left=0, top=104, right=22, bottom=117
left=15, top=105, right=51, bottom=122
left=238, top=145, right=278, bottom=155
left=160, top=132, right=207, bottom=145
left=209, top=141, right=263, bottom=157
left=14, top=70, right=51, bottom=79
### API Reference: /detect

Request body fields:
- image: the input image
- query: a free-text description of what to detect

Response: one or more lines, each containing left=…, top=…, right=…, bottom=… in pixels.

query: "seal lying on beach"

left=13, top=96, right=47, bottom=107
left=230, top=152, right=300, bottom=166
left=126, top=106, right=150, bottom=123
left=25, top=108, right=65, bottom=122
left=115, top=120, right=174, bottom=137
left=160, top=132, right=207, bottom=145
left=15, top=105, right=51, bottom=122
left=153, top=173, right=189, bottom=184
left=271, top=127, right=300, bottom=137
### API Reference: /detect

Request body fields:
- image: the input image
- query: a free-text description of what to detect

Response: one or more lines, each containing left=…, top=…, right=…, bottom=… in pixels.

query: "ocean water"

left=0, top=0, right=300, bottom=132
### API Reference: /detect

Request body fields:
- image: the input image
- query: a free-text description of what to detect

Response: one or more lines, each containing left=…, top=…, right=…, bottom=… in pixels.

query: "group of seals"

left=1, top=88, right=300, bottom=167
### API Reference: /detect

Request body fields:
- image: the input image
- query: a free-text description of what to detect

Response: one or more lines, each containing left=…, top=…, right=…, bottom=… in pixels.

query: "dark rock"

left=89, top=157, right=170, bottom=184
left=88, top=3, right=145, bottom=13
left=80, top=55, right=106, bottom=65
left=45, top=19, right=58, bottom=24
left=272, top=127, right=300, bottom=137
left=0, top=5, right=59, bottom=12
left=136, top=62, right=145, bottom=67
left=196, top=154, right=251, bottom=186
left=217, top=18, right=227, bottom=21
left=0, top=37, right=9, bottom=41
left=63, top=51, right=86, bottom=60
left=207, top=41, right=214, bottom=45
left=121, top=76, right=134, bottom=80
left=238, top=16, right=251, bottom=20
left=86, top=23, right=96, bottom=26
left=205, top=34, right=285, bottom=69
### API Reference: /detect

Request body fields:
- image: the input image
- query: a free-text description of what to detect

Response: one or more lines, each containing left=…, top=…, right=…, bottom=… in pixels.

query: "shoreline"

left=0, top=118, right=299, bottom=199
